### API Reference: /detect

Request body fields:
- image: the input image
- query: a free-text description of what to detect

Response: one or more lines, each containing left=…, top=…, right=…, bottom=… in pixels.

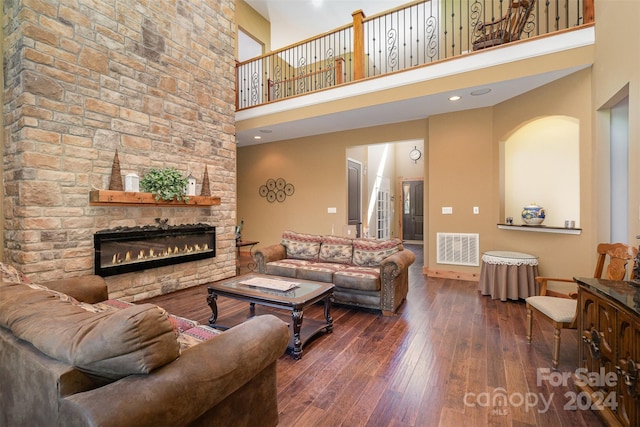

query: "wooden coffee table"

left=207, top=273, right=334, bottom=359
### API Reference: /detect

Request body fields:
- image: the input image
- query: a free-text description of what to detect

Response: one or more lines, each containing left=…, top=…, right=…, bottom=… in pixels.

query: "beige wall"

left=592, top=0, right=640, bottom=246
left=427, top=107, right=495, bottom=277
left=239, top=69, right=596, bottom=280
left=237, top=120, right=428, bottom=245
left=504, top=116, right=580, bottom=226
left=427, top=69, right=594, bottom=279
left=236, top=0, right=271, bottom=53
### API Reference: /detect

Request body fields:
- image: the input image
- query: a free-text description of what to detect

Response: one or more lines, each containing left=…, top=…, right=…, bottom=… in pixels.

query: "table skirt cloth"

left=478, top=251, right=539, bottom=301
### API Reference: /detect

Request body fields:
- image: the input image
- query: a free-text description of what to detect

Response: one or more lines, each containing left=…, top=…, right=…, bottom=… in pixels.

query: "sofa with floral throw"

left=254, top=231, right=415, bottom=315
left=0, top=263, right=289, bottom=427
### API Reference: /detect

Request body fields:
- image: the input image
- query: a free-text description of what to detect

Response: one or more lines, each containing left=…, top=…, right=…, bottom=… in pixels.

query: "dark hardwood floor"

left=142, top=244, right=605, bottom=426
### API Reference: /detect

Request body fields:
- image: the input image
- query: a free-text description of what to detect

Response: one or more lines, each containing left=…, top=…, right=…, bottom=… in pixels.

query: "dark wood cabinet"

left=616, top=310, right=640, bottom=425
left=577, top=278, right=640, bottom=427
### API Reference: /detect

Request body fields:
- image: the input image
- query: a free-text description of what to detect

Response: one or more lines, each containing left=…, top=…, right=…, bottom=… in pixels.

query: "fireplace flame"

left=95, top=224, right=215, bottom=276
left=110, top=242, right=211, bottom=266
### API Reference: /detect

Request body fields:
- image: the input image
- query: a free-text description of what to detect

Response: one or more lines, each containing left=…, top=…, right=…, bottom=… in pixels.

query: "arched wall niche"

left=501, top=115, right=580, bottom=227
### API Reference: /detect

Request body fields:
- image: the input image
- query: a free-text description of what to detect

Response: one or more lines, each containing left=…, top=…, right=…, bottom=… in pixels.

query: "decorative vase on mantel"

left=200, top=165, right=211, bottom=196
left=108, top=149, right=123, bottom=191
left=521, top=203, right=545, bottom=225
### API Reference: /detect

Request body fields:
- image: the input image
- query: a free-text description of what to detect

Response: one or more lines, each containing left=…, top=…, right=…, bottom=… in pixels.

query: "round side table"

left=478, top=251, right=539, bottom=301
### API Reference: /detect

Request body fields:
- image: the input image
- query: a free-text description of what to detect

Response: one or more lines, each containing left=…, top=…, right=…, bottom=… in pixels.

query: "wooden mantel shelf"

left=90, top=190, right=220, bottom=207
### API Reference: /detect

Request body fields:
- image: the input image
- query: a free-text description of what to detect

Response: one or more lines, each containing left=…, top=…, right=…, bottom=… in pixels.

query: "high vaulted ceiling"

left=244, top=0, right=410, bottom=50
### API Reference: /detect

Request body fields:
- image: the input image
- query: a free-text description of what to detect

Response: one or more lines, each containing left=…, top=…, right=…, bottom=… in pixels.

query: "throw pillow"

left=281, top=230, right=322, bottom=260
left=319, top=235, right=353, bottom=264
left=352, top=238, right=401, bottom=267
left=67, top=304, right=180, bottom=379
left=0, top=262, right=30, bottom=285
left=0, top=281, right=180, bottom=380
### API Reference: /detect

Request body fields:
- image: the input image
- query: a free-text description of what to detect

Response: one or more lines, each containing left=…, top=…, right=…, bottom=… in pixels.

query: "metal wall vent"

left=436, top=232, right=480, bottom=266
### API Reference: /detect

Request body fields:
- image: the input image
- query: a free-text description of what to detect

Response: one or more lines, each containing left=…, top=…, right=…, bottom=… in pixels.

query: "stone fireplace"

left=94, top=224, right=216, bottom=277
left=2, top=0, right=237, bottom=301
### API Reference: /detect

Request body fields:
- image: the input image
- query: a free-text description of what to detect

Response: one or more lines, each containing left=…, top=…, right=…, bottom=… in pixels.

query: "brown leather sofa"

left=254, top=231, right=415, bottom=315
left=0, top=272, right=289, bottom=427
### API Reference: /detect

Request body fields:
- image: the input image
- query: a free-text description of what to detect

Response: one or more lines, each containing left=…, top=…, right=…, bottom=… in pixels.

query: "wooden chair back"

left=594, top=243, right=638, bottom=281
left=537, top=242, right=638, bottom=299
left=472, top=0, right=536, bottom=50
left=504, top=0, right=536, bottom=43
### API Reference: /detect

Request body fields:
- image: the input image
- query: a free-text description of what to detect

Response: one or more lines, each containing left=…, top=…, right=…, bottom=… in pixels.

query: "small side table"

left=478, top=251, right=539, bottom=301
left=236, top=240, right=259, bottom=275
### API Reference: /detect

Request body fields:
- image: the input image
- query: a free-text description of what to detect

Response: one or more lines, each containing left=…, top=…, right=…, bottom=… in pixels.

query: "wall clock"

left=409, top=146, right=422, bottom=163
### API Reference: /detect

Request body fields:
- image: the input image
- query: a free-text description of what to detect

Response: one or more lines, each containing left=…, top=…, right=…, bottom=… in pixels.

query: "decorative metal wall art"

left=259, top=178, right=295, bottom=203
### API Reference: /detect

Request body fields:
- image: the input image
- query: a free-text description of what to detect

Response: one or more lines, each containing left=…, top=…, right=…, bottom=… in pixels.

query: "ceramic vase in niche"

left=521, top=203, right=545, bottom=225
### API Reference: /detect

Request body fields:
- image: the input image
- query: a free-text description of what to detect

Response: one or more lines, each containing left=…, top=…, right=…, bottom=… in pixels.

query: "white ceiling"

left=237, top=2, right=595, bottom=147
left=244, top=0, right=411, bottom=50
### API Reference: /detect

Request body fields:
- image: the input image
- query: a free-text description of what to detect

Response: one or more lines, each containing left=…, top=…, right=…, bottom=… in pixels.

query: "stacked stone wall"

left=2, top=0, right=237, bottom=300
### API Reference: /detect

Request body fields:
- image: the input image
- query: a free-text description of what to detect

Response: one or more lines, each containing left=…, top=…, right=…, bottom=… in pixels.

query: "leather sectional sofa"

left=0, top=265, right=289, bottom=427
left=254, top=230, right=416, bottom=315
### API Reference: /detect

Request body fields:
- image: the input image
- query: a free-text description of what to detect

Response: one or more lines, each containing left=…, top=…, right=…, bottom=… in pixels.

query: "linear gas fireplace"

left=94, top=223, right=216, bottom=276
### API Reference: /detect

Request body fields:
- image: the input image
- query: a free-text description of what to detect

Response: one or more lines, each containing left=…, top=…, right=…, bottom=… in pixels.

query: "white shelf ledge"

left=497, top=224, right=582, bottom=235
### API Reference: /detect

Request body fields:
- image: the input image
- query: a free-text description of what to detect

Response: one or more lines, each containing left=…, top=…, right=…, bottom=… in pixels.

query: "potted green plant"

left=140, top=167, right=190, bottom=202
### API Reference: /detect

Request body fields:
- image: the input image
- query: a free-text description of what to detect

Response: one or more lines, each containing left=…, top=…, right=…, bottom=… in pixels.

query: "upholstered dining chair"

left=526, top=243, right=638, bottom=370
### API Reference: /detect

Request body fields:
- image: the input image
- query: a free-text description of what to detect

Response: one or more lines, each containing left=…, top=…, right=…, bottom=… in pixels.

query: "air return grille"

left=436, top=233, right=480, bottom=266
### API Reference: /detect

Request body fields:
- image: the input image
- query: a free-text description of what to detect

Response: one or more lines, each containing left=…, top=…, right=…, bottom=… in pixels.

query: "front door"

left=402, top=180, right=424, bottom=241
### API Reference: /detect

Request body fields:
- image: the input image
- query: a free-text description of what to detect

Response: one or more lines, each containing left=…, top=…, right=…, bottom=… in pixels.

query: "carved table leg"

left=324, top=294, right=334, bottom=333
left=291, top=309, right=304, bottom=359
left=207, top=288, right=218, bottom=325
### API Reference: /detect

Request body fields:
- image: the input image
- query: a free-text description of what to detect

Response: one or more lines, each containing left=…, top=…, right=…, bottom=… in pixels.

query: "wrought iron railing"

left=236, top=0, right=594, bottom=110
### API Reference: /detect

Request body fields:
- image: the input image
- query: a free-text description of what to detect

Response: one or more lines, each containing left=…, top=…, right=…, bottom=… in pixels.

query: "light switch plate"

left=442, top=207, right=453, bottom=214
left=327, top=207, right=337, bottom=214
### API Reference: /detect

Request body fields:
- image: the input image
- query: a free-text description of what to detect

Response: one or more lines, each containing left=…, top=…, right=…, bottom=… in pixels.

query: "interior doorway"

left=347, top=159, right=362, bottom=238
left=402, top=179, right=424, bottom=241
left=346, top=141, right=424, bottom=241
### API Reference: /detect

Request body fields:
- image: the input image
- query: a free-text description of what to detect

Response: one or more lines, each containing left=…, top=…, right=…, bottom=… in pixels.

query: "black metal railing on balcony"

left=236, top=0, right=594, bottom=110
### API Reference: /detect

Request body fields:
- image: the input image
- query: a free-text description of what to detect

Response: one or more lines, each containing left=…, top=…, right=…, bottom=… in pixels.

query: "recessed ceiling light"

left=253, top=135, right=262, bottom=140
left=470, top=88, right=492, bottom=96
left=448, top=95, right=461, bottom=101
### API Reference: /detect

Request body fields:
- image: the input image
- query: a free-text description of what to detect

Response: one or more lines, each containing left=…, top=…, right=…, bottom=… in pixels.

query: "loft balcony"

left=235, top=0, right=595, bottom=146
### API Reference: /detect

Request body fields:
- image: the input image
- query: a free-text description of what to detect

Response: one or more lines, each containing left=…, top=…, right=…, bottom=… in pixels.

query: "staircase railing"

left=236, top=0, right=594, bottom=111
